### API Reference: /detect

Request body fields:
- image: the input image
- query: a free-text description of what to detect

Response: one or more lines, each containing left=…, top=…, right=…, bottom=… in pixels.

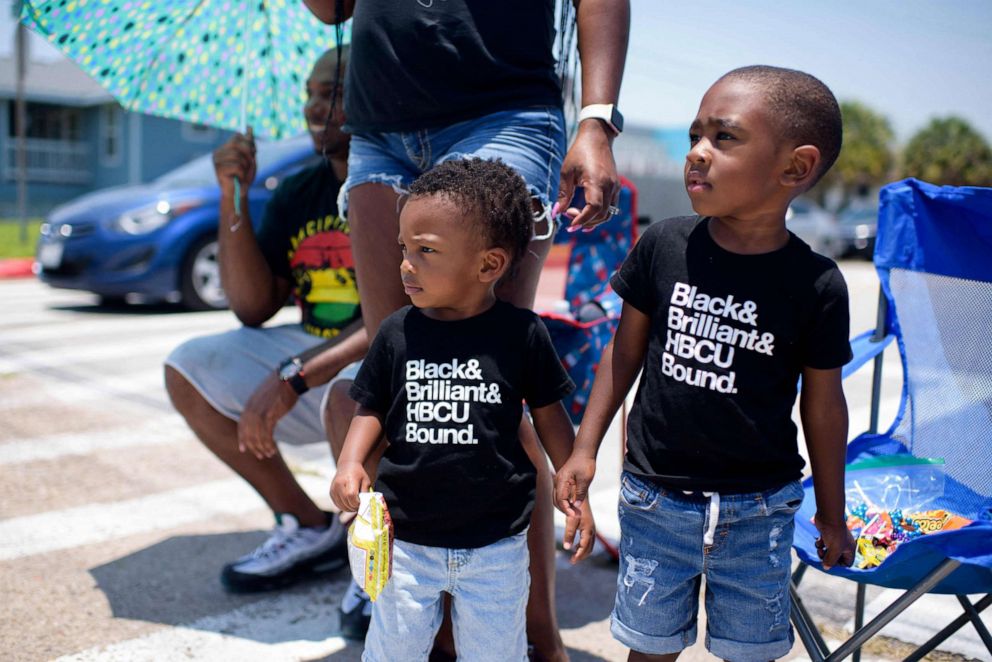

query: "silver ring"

left=607, top=205, right=621, bottom=216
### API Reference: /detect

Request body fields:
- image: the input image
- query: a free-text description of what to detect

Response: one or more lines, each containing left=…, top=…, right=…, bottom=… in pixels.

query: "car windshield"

left=154, top=136, right=312, bottom=187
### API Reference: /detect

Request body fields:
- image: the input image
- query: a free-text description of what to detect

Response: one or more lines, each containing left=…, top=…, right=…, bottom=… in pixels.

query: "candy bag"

left=347, top=490, right=394, bottom=602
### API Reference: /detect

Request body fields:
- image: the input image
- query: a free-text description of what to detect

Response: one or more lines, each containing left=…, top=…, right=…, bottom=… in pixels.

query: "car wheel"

left=180, top=235, right=228, bottom=311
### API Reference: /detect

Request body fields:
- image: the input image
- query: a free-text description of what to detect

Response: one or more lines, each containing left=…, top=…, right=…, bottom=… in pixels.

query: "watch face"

left=610, top=106, right=624, bottom=133
left=279, top=359, right=302, bottom=380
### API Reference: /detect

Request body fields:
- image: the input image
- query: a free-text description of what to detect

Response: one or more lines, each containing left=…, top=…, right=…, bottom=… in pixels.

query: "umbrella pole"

left=233, top=3, right=251, bottom=219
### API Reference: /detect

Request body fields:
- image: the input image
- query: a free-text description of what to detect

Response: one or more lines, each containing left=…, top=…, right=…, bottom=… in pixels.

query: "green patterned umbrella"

left=21, top=0, right=349, bottom=140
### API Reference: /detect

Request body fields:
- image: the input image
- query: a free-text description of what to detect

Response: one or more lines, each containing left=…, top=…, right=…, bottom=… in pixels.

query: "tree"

left=812, top=101, right=895, bottom=210
left=901, top=117, right=992, bottom=187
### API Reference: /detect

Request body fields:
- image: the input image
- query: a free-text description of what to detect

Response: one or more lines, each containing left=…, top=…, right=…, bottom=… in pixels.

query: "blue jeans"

left=612, top=472, right=804, bottom=662
left=362, top=530, right=530, bottom=662
left=343, top=106, right=566, bottom=239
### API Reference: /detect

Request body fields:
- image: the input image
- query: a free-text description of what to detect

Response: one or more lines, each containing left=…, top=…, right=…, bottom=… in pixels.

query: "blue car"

left=35, top=136, right=319, bottom=310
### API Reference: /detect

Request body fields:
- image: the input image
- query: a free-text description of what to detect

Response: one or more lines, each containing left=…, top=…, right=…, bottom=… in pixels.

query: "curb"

left=0, top=258, right=35, bottom=280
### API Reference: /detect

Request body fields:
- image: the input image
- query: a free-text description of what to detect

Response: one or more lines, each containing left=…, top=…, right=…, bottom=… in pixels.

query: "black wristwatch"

left=278, top=357, right=309, bottom=395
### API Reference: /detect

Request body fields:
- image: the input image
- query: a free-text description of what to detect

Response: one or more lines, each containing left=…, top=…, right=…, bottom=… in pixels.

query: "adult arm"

left=800, top=366, right=856, bottom=569
left=213, top=129, right=292, bottom=326
left=302, top=0, right=355, bottom=24
left=554, top=302, right=648, bottom=512
left=330, top=406, right=384, bottom=512
left=238, top=319, right=368, bottom=459
left=558, top=0, right=630, bottom=231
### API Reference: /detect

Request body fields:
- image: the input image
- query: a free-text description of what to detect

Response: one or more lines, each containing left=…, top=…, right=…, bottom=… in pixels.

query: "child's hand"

left=554, top=455, right=596, bottom=517
left=814, top=513, right=856, bottom=569
left=562, top=499, right=596, bottom=564
left=331, top=461, right=371, bottom=513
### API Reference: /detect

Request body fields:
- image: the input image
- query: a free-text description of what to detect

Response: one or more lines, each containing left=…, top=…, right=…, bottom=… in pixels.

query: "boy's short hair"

left=408, top=158, right=533, bottom=266
left=720, top=65, right=842, bottom=186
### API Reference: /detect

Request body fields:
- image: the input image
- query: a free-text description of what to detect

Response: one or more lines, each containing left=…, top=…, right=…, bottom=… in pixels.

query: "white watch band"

left=578, top=103, right=623, bottom=135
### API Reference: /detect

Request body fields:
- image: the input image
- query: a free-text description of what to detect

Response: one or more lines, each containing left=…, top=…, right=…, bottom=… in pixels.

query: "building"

left=0, top=24, right=229, bottom=217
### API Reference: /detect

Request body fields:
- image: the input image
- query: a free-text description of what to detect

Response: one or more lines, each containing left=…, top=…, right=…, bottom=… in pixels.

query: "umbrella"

left=20, top=0, right=349, bottom=141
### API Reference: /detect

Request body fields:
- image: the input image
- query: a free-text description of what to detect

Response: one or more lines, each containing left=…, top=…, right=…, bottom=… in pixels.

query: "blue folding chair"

left=790, top=179, right=992, bottom=661
left=541, top=178, right=638, bottom=426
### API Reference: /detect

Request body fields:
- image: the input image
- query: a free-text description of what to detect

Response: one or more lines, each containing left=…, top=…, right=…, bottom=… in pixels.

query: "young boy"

left=331, top=158, right=593, bottom=662
left=555, top=65, right=857, bottom=661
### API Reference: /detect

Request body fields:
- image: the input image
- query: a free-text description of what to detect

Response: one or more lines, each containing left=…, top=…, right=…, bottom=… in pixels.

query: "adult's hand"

left=561, top=0, right=629, bottom=232
left=557, top=121, right=620, bottom=232
left=237, top=371, right=296, bottom=460
left=213, top=128, right=257, bottom=200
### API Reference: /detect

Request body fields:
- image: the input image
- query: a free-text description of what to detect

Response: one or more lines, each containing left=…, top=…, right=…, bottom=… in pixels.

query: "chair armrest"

left=842, top=329, right=894, bottom=380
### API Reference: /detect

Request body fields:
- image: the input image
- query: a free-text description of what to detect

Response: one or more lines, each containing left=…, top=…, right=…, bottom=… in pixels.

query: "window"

left=99, top=104, right=123, bottom=167
left=7, top=101, right=83, bottom=141
left=4, top=102, right=90, bottom=183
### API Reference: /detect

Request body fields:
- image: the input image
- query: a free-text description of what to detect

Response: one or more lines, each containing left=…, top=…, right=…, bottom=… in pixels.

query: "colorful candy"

left=826, top=504, right=972, bottom=569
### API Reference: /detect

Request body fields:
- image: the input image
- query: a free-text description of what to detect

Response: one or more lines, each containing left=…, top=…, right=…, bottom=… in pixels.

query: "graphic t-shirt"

left=256, top=163, right=360, bottom=338
left=611, top=216, right=852, bottom=492
left=349, top=301, right=574, bottom=548
left=345, top=0, right=561, bottom=133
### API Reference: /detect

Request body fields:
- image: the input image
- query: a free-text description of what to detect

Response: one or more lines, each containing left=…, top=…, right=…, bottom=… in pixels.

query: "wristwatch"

left=278, top=357, right=309, bottom=395
left=578, top=103, right=624, bottom=136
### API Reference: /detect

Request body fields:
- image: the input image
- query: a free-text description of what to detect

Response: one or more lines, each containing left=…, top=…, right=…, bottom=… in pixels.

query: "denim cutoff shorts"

left=342, top=106, right=567, bottom=239
left=611, top=471, right=804, bottom=662
left=362, top=529, right=530, bottom=662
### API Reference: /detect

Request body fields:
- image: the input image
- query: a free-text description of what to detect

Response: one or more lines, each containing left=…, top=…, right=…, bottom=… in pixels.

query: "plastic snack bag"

left=347, top=490, right=394, bottom=602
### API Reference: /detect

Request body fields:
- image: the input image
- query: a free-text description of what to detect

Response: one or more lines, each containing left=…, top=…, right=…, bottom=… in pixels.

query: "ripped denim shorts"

left=341, top=106, right=566, bottom=240
left=611, top=471, right=804, bottom=662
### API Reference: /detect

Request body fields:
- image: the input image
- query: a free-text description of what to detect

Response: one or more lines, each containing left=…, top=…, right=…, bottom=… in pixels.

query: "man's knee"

left=326, top=380, right=354, bottom=417
left=164, top=364, right=215, bottom=423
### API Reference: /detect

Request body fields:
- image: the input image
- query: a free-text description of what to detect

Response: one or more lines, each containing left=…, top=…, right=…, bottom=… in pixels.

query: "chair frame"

left=790, top=291, right=992, bottom=662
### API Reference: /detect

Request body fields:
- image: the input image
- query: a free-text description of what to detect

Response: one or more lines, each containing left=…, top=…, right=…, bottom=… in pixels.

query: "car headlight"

left=110, top=199, right=200, bottom=235
left=855, top=224, right=871, bottom=239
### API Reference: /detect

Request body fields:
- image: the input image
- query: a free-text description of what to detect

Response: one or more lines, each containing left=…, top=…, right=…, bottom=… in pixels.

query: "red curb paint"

left=0, top=258, right=35, bottom=279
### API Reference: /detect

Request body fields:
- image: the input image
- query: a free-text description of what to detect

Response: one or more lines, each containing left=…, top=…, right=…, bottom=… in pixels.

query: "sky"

left=618, top=0, right=992, bottom=143
left=3, top=0, right=991, bottom=144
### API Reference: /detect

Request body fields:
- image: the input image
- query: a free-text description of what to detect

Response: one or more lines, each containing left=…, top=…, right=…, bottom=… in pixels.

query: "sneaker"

left=338, top=579, right=372, bottom=641
left=221, top=512, right=347, bottom=593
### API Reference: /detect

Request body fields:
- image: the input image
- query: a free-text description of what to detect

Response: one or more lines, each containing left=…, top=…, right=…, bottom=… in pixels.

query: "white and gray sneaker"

left=221, top=512, right=348, bottom=593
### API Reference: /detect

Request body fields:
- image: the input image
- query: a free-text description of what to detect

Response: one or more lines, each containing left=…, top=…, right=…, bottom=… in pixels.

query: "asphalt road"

left=0, top=262, right=986, bottom=661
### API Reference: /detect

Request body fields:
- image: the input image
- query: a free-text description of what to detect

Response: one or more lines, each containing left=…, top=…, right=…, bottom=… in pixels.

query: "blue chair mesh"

left=888, top=268, right=992, bottom=519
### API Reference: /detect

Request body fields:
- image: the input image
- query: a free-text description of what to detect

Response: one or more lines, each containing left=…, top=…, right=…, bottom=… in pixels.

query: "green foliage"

left=901, top=117, right=992, bottom=187
left=0, top=219, right=42, bottom=258
left=813, top=101, right=895, bottom=208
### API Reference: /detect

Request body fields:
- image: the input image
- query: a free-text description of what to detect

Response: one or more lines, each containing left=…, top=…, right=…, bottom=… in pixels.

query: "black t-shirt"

left=611, top=217, right=852, bottom=493
left=256, top=163, right=360, bottom=338
left=349, top=301, right=574, bottom=548
left=345, top=0, right=562, bottom=133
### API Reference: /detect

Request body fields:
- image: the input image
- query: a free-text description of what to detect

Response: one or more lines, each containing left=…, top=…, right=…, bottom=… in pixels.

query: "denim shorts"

left=611, top=472, right=804, bottom=661
left=362, top=530, right=530, bottom=662
left=165, top=325, right=361, bottom=446
left=342, top=106, right=566, bottom=239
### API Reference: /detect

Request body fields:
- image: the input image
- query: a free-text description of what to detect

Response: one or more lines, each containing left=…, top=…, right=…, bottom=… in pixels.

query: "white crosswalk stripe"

left=55, top=583, right=353, bottom=662
left=0, top=474, right=328, bottom=561
left=0, top=418, right=188, bottom=465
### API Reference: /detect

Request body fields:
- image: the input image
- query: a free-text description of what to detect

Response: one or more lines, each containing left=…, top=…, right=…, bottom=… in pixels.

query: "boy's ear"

left=781, top=145, right=821, bottom=189
left=478, top=248, right=510, bottom=283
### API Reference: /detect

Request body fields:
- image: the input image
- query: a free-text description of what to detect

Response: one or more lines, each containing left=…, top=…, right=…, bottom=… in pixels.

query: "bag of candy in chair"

left=347, top=490, right=394, bottom=601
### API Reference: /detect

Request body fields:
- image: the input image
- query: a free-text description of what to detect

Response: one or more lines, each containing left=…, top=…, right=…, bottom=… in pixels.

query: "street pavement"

left=0, top=261, right=987, bottom=661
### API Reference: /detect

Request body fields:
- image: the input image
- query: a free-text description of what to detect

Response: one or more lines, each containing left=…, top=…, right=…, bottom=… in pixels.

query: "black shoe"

left=220, top=512, right=347, bottom=593
left=338, top=601, right=372, bottom=641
